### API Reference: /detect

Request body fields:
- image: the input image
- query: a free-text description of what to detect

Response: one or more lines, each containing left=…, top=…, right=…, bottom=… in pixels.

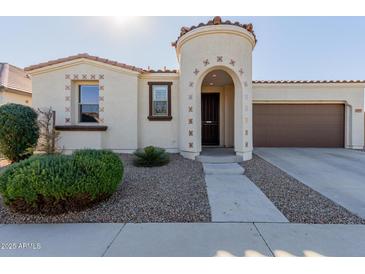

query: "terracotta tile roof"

left=24, top=53, right=177, bottom=74
left=172, top=16, right=257, bottom=47
left=0, top=63, right=32, bottom=93
left=253, top=80, right=365, bottom=84
left=144, top=68, right=178, bottom=73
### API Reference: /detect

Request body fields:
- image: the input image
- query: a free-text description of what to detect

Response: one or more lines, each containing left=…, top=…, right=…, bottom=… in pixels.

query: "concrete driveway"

left=254, top=148, right=365, bottom=219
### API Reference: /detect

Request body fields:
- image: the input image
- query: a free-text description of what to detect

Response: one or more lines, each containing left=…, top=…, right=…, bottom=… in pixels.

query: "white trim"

left=139, top=73, right=179, bottom=80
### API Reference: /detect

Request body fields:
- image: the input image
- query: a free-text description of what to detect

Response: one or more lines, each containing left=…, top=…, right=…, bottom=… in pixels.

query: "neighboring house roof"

left=0, top=63, right=32, bottom=93
left=172, top=16, right=257, bottom=47
left=24, top=53, right=178, bottom=74
left=253, top=80, right=365, bottom=84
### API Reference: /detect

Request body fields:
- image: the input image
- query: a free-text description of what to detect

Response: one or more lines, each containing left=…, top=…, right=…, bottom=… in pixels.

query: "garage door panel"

left=253, top=104, right=344, bottom=147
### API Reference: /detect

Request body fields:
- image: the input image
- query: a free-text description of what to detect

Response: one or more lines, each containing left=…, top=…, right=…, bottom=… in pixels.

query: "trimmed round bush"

left=0, top=103, right=39, bottom=162
left=0, top=149, right=123, bottom=214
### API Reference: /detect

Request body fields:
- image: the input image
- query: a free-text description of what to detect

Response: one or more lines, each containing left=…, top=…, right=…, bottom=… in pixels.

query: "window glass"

left=152, top=85, right=168, bottom=116
left=79, top=85, right=99, bottom=122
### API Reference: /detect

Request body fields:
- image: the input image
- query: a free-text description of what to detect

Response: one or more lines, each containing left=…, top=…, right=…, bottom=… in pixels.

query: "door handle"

left=204, top=121, right=213, bottom=124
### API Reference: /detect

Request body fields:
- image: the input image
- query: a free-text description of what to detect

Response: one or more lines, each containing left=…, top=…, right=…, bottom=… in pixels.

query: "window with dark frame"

left=79, top=85, right=99, bottom=123
left=148, top=82, right=172, bottom=121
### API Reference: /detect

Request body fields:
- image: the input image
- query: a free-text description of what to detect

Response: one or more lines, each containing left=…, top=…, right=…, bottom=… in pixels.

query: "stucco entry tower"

left=174, top=17, right=257, bottom=160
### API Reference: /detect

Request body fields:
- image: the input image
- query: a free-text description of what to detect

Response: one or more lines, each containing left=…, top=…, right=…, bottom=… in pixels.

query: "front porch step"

left=203, top=163, right=245, bottom=175
left=196, top=155, right=243, bottom=164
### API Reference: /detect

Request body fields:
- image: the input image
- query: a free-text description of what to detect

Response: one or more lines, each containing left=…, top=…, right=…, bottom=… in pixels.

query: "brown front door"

left=201, top=93, right=219, bottom=145
left=253, top=104, right=345, bottom=147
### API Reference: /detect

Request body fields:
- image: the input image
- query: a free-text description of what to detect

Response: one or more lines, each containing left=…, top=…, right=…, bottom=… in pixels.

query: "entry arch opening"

left=200, top=69, right=235, bottom=150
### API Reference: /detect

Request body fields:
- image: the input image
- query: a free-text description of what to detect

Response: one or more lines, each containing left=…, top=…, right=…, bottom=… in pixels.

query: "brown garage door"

left=253, top=104, right=344, bottom=147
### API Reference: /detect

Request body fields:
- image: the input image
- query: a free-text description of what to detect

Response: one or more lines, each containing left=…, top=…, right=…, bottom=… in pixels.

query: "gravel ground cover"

left=241, top=154, right=365, bottom=224
left=0, top=154, right=211, bottom=224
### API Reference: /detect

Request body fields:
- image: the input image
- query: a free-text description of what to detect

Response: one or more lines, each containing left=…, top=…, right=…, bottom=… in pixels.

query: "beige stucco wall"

left=27, top=26, right=365, bottom=156
left=31, top=60, right=139, bottom=153
left=0, top=88, right=32, bottom=106
left=253, top=84, right=365, bottom=149
left=138, top=74, right=180, bottom=152
left=176, top=25, right=255, bottom=160
left=58, top=131, right=102, bottom=152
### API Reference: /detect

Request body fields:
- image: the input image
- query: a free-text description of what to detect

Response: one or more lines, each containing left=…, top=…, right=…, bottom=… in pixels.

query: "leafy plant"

left=133, top=146, right=169, bottom=167
left=0, top=103, right=39, bottom=162
left=37, top=107, right=61, bottom=154
left=0, top=149, right=123, bottom=214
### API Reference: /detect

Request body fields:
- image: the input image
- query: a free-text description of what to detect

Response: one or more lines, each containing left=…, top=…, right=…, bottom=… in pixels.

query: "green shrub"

left=0, top=103, right=39, bottom=162
left=0, top=149, right=123, bottom=214
left=133, top=146, right=169, bottom=167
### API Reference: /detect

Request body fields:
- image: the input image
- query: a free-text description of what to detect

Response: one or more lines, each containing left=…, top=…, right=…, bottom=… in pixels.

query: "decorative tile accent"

left=244, top=81, right=248, bottom=87
left=65, top=85, right=71, bottom=91
left=188, top=106, right=193, bottom=112
left=99, top=96, right=104, bottom=101
left=188, top=130, right=193, bottom=136
left=189, top=142, right=193, bottom=148
left=203, top=59, right=210, bottom=66
left=65, top=96, right=71, bottom=101
left=229, top=59, right=236, bottom=66
left=189, top=81, right=194, bottom=87
left=65, top=118, right=71, bottom=123
left=239, top=68, right=244, bottom=76
left=188, top=94, right=193, bottom=100
left=82, top=74, right=88, bottom=80
left=65, top=107, right=70, bottom=112
left=100, top=107, right=104, bottom=112
left=65, top=74, right=70, bottom=79
left=217, top=56, right=223, bottom=62
left=245, top=142, right=249, bottom=148
left=193, top=68, right=199, bottom=75
left=188, top=118, right=193, bottom=124
left=73, top=74, right=79, bottom=80
left=90, top=74, right=96, bottom=80
left=99, top=118, right=104, bottom=123
left=99, top=74, right=104, bottom=80
left=99, top=85, right=104, bottom=91
left=245, top=130, right=249, bottom=136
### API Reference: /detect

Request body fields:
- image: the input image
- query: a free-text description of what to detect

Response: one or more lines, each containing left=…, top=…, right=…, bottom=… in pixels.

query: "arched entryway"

left=200, top=69, right=235, bottom=152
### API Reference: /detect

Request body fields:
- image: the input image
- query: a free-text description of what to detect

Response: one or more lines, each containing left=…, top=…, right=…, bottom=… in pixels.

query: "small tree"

left=37, top=107, right=61, bottom=154
left=0, top=103, right=39, bottom=162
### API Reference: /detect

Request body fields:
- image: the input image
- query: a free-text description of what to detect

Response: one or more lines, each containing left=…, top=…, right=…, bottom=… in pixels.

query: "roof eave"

left=26, top=58, right=142, bottom=76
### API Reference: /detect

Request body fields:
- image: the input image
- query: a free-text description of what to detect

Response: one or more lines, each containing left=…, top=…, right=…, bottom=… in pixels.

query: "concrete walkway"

left=1, top=223, right=365, bottom=257
left=255, top=148, right=365, bottom=219
left=203, top=163, right=288, bottom=222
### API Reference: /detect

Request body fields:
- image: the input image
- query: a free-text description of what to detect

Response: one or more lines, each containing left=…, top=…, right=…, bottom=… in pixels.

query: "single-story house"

left=25, top=16, right=365, bottom=161
left=0, top=63, right=32, bottom=106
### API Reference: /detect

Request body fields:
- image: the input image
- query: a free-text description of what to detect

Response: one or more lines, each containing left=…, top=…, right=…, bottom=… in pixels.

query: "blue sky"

left=1, top=16, right=365, bottom=80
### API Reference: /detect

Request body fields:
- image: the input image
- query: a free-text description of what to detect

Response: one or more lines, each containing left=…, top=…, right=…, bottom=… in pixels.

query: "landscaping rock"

left=241, top=155, right=365, bottom=224
left=0, top=154, right=211, bottom=223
